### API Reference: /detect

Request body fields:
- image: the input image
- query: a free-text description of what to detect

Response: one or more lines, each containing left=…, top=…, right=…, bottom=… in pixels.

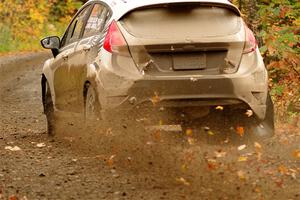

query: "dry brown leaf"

left=215, top=106, right=224, bottom=111
left=150, top=92, right=160, bottom=106
left=236, top=126, right=245, bottom=137
left=153, top=130, right=161, bottom=141
left=107, top=155, right=116, bottom=167
left=254, top=142, right=262, bottom=150
left=176, top=177, right=190, bottom=186
left=245, top=110, right=253, bottom=117
left=185, top=128, right=193, bottom=137
left=215, top=150, right=227, bottom=158
left=187, top=137, right=195, bottom=145
left=238, top=144, right=247, bottom=151
left=292, top=150, right=300, bottom=159
left=208, top=130, right=215, bottom=136
left=237, top=170, right=247, bottom=181
left=207, top=159, right=218, bottom=170
left=238, top=156, right=248, bottom=162
left=278, top=165, right=288, bottom=175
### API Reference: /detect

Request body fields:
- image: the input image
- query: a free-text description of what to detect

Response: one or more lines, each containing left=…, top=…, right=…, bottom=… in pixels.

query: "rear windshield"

left=121, top=5, right=241, bottom=39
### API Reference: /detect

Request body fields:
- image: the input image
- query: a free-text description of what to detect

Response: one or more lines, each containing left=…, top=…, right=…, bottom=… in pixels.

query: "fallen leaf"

left=254, top=142, right=262, bottom=150
left=207, top=159, right=218, bottom=170
left=5, top=146, right=21, bottom=151
left=238, top=156, right=248, bottom=162
left=215, top=150, right=227, bottom=158
left=275, top=179, right=284, bottom=188
left=215, top=106, right=224, bottom=111
left=107, top=155, right=116, bottom=167
left=185, top=128, right=193, bottom=137
left=292, top=150, right=300, bottom=159
left=176, top=177, right=190, bottom=186
left=224, top=138, right=230, bottom=144
left=208, top=130, right=215, bottom=136
left=254, top=187, right=261, bottom=193
left=278, top=165, right=288, bottom=175
left=153, top=130, right=161, bottom=141
left=238, top=144, right=247, bottom=151
left=187, top=137, right=195, bottom=145
left=256, top=152, right=263, bottom=161
left=36, top=143, right=46, bottom=148
left=150, top=92, right=160, bottom=106
left=9, top=195, right=18, bottom=200
left=245, top=110, right=253, bottom=117
left=237, top=170, right=246, bottom=180
left=236, top=126, right=245, bottom=137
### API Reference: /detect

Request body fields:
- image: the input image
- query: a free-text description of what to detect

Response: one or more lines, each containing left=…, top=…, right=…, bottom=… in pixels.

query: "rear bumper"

left=103, top=73, right=268, bottom=120
left=99, top=51, right=268, bottom=120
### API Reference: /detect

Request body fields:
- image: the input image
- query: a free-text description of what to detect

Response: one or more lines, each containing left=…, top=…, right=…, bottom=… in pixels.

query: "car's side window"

left=61, top=5, right=92, bottom=47
left=83, top=4, right=110, bottom=38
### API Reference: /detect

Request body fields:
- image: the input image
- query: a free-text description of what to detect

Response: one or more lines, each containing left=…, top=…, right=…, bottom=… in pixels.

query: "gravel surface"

left=0, top=53, right=299, bottom=200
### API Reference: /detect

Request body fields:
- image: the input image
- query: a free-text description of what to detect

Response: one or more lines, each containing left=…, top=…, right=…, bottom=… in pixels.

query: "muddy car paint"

left=41, top=0, right=271, bottom=130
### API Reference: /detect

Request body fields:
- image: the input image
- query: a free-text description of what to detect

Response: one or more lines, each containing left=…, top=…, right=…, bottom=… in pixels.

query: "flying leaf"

left=214, top=150, right=227, bottom=158
left=245, top=110, right=253, bottom=117
left=187, top=137, right=195, bottom=145
left=237, top=170, right=246, bottom=181
left=36, top=143, right=46, bottom=148
left=238, top=156, right=248, bottom=162
left=238, top=144, right=247, bottom=151
left=153, top=130, right=161, bottom=141
left=254, top=142, right=262, bottom=150
left=236, top=126, right=245, bottom=137
left=107, top=155, right=116, bottom=167
left=150, top=92, right=160, bottom=106
left=5, top=146, right=21, bottom=151
left=292, top=150, right=300, bottom=159
left=185, top=128, right=193, bottom=137
left=176, top=177, right=190, bottom=186
left=278, top=165, right=288, bottom=175
left=215, top=106, right=224, bottom=111
left=207, top=159, right=218, bottom=170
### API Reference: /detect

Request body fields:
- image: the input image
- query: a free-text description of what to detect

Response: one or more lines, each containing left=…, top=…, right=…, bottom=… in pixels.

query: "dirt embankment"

left=0, top=53, right=299, bottom=200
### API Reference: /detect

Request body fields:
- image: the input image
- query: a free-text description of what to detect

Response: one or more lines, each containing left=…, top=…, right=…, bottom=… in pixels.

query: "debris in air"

left=36, top=143, right=46, bottom=148
left=238, top=144, right=247, bottom=151
left=5, top=146, right=21, bottom=151
left=245, top=109, right=253, bottom=117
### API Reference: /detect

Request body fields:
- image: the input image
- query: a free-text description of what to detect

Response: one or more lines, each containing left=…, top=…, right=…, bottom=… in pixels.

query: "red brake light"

left=103, top=20, right=129, bottom=55
left=243, top=26, right=257, bottom=54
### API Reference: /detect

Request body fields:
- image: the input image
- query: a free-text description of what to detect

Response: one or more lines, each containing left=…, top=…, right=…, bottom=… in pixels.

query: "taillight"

left=243, top=26, right=257, bottom=54
left=103, top=20, right=130, bottom=56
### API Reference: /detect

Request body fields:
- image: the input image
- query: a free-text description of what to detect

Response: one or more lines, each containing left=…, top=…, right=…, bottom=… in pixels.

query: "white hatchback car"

left=41, top=0, right=274, bottom=138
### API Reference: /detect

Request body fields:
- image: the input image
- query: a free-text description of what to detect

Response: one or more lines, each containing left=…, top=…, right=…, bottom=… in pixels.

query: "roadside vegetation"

left=0, top=0, right=299, bottom=122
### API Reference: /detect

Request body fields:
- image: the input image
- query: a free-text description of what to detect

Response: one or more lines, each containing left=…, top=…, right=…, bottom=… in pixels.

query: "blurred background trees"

left=0, top=0, right=299, bottom=121
left=233, top=0, right=299, bottom=121
left=0, top=0, right=85, bottom=52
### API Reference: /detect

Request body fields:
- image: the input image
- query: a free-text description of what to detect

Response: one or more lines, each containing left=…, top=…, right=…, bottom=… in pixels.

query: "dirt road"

left=0, top=53, right=299, bottom=200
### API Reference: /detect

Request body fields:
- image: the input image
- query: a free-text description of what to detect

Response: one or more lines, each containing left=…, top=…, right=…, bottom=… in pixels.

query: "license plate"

left=173, top=53, right=206, bottom=70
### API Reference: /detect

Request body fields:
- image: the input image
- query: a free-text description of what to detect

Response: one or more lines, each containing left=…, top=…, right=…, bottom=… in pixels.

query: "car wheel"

left=44, top=82, right=55, bottom=135
left=252, top=93, right=275, bottom=139
left=84, top=84, right=101, bottom=121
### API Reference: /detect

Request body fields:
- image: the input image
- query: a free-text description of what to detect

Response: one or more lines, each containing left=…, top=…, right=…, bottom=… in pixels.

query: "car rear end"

left=98, top=0, right=269, bottom=124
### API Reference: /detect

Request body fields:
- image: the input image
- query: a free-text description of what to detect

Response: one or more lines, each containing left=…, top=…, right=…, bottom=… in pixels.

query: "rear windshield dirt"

left=121, top=5, right=241, bottom=39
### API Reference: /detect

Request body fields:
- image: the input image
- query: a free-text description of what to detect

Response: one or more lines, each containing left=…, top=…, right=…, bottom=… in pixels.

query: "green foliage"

left=233, top=0, right=300, bottom=120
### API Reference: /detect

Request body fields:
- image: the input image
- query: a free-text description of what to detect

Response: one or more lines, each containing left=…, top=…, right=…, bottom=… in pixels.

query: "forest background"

left=0, top=0, right=299, bottom=123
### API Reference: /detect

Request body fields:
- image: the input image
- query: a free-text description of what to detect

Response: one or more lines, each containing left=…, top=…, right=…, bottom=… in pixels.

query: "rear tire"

left=252, top=93, right=275, bottom=139
left=44, top=82, right=55, bottom=135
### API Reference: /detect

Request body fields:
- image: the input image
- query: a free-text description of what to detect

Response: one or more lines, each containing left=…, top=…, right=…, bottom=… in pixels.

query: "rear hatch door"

left=118, top=3, right=245, bottom=75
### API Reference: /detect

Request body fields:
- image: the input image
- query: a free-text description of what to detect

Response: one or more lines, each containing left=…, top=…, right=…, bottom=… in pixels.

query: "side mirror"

left=41, top=36, right=60, bottom=57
